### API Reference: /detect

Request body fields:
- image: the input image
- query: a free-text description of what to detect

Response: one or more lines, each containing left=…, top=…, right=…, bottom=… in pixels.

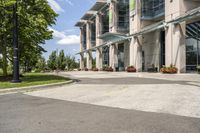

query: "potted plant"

left=84, top=68, right=88, bottom=71
left=92, top=68, right=99, bottom=71
left=160, top=65, right=177, bottom=74
left=107, top=67, right=113, bottom=72
left=78, top=68, right=81, bottom=71
left=126, top=66, right=136, bottom=72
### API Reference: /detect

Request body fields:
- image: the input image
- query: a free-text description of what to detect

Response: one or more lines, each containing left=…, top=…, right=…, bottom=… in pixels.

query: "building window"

left=186, top=21, right=200, bottom=72
left=82, top=26, right=87, bottom=50
left=117, top=0, right=129, bottom=33
left=101, top=9, right=109, bottom=34
left=91, top=20, right=96, bottom=47
left=102, top=46, right=109, bottom=66
left=141, top=0, right=164, bottom=20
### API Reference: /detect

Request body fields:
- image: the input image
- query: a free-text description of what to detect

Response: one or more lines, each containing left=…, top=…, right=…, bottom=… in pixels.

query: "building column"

left=109, top=0, right=118, bottom=33
left=165, top=22, right=186, bottom=73
left=86, top=22, right=92, bottom=69
left=80, top=54, right=84, bottom=69
left=79, top=28, right=84, bottom=69
left=165, top=0, right=186, bottom=73
left=108, top=0, right=118, bottom=69
left=129, top=0, right=142, bottom=71
left=130, top=37, right=142, bottom=71
left=96, top=13, right=103, bottom=69
left=109, top=44, right=118, bottom=69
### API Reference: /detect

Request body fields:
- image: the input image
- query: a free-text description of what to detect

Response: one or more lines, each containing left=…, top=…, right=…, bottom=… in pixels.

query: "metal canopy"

left=130, top=21, right=165, bottom=37
left=81, top=11, right=97, bottom=20
left=169, top=7, right=200, bottom=24
left=75, top=20, right=87, bottom=27
left=186, top=21, right=200, bottom=40
left=98, top=32, right=129, bottom=41
left=76, top=33, right=130, bottom=55
left=90, top=0, right=107, bottom=11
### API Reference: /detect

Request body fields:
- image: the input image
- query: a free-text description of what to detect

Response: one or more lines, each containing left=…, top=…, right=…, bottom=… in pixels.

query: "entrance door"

left=186, top=21, right=200, bottom=72
left=118, top=44, right=125, bottom=71
left=160, top=31, right=165, bottom=68
left=186, top=38, right=200, bottom=72
left=102, top=46, right=109, bottom=67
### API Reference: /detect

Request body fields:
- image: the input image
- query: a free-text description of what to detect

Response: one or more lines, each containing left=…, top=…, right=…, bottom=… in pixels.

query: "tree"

left=65, top=55, right=78, bottom=70
left=0, top=0, right=58, bottom=78
left=47, top=51, right=57, bottom=70
left=57, top=50, right=66, bottom=70
left=35, top=56, right=46, bottom=72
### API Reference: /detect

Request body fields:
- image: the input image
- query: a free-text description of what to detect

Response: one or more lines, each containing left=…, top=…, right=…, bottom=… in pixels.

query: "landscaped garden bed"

left=0, top=73, right=70, bottom=89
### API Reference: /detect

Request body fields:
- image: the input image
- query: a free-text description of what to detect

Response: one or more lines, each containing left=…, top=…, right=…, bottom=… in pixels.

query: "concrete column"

left=109, top=44, right=118, bottom=69
left=129, top=0, right=142, bottom=71
left=109, top=45, right=113, bottom=67
left=109, top=0, right=118, bottom=33
left=108, top=0, right=118, bottom=69
left=96, top=13, right=103, bottom=69
left=80, top=54, right=84, bottom=69
left=79, top=28, right=84, bottom=69
left=165, top=23, right=186, bottom=73
left=165, top=0, right=186, bottom=73
left=130, top=37, right=142, bottom=71
left=86, top=22, right=92, bottom=69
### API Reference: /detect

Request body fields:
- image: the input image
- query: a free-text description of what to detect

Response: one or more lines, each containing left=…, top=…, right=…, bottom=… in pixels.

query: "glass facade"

left=102, top=46, right=109, bottom=66
left=186, top=21, right=200, bottom=72
left=118, top=44, right=125, bottom=71
left=102, top=9, right=109, bottom=34
left=82, top=26, right=87, bottom=50
left=117, top=0, right=129, bottom=33
left=141, top=0, right=164, bottom=20
left=91, top=20, right=96, bottom=47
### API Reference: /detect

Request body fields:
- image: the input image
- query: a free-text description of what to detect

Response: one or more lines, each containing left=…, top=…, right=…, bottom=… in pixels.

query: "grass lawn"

left=0, top=73, right=70, bottom=89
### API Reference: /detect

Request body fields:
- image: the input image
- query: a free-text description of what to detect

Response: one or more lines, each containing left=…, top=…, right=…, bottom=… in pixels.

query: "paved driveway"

left=27, top=71, right=200, bottom=118
left=1, top=71, right=200, bottom=133
left=1, top=93, right=200, bottom=133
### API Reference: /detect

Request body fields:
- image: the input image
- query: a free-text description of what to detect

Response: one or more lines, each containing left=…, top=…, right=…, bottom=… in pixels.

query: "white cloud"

left=49, top=27, right=80, bottom=45
left=47, top=0, right=64, bottom=13
left=58, top=35, right=79, bottom=45
left=65, top=0, right=73, bottom=6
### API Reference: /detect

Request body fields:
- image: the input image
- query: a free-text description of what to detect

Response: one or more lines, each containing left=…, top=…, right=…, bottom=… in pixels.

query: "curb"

left=0, top=80, right=74, bottom=94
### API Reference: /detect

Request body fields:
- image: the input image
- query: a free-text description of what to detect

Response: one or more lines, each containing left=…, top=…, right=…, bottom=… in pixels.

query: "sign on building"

left=130, top=0, right=136, bottom=16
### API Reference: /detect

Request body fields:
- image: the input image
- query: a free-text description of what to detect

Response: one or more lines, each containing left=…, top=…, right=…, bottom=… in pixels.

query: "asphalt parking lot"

left=0, top=93, right=200, bottom=133
left=1, top=71, right=200, bottom=133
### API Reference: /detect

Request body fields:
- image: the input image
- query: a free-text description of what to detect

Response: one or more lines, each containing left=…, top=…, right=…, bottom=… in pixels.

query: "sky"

left=43, top=0, right=96, bottom=60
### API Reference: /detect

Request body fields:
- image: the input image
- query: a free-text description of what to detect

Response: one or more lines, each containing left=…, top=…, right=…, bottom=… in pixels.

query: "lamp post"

left=12, top=0, right=21, bottom=83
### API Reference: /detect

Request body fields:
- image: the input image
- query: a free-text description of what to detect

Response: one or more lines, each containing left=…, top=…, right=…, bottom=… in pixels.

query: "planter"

left=126, top=66, right=136, bottom=73
left=160, top=67, right=177, bottom=74
left=92, top=68, right=99, bottom=71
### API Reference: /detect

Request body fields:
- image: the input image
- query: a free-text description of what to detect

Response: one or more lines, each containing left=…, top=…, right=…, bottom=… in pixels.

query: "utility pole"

left=12, top=0, right=21, bottom=83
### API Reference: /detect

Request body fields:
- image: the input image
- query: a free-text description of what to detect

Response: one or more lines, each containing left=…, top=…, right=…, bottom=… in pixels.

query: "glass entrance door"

left=186, top=21, right=200, bottom=72
left=102, top=46, right=109, bottom=67
left=118, top=44, right=125, bottom=71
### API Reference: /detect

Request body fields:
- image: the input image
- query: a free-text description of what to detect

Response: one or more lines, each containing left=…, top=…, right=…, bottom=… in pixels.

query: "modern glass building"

left=75, top=0, right=200, bottom=73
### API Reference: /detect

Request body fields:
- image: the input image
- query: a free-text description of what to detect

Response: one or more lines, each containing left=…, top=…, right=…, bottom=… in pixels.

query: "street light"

left=12, top=0, right=21, bottom=83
